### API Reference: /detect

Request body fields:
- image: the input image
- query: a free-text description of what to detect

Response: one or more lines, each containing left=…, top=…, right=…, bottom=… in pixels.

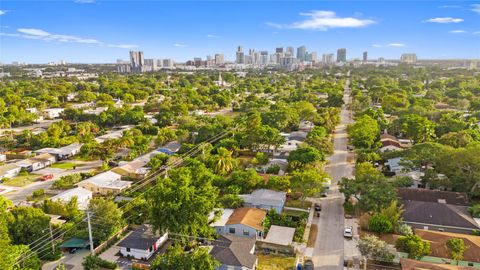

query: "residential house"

left=224, top=207, right=267, bottom=239
left=257, top=225, right=295, bottom=255
left=112, top=160, right=149, bottom=179
left=117, top=225, right=169, bottom=260
left=15, top=158, right=46, bottom=172
left=0, top=163, right=21, bottom=179
left=50, top=187, right=93, bottom=210
left=0, top=154, right=6, bottom=162
left=398, top=188, right=470, bottom=206
left=35, top=143, right=83, bottom=160
left=210, top=235, right=257, bottom=270
left=401, top=258, right=477, bottom=270
left=210, top=208, right=235, bottom=235
left=157, top=141, right=181, bottom=155
left=385, top=157, right=405, bottom=175
left=94, top=127, right=132, bottom=143
left=240, top=189, right=286, bottom=213
left=400, top=189, right=479, bottom=234
left=380, top=134, right=412, bottom=152
left=77, top=171, right=132, bottom=195
left=43, top=108, right=65, bottom=119
left=257, top=159, right=288, bottom=175
left=298, top=120, right=314, bottom=132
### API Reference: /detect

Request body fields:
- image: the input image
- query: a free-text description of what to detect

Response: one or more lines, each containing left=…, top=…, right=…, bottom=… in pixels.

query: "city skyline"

left=1, top=1, right=480, bottom=63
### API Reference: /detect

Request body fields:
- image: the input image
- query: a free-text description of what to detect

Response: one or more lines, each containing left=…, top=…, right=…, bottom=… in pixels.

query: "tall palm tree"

left=214, top=147, right=235, bottom=176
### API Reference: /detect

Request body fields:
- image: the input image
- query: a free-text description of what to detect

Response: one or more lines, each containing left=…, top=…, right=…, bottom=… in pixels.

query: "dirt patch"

left=307, top=224, right=318, bottom=247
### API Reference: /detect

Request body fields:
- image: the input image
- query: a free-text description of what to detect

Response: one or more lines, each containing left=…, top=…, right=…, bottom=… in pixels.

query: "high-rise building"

left=215, top=54, right=224, bottom=65
left=260, top=51, right=269, bottom=65
left=144, top=58, right=157, bottom=71
left=363, top=51, right=368, bottom=62
left=297, top=45, right=307, bottom=61
left=129, top=51, right=145, bottom=72
left=337, top=48, right=347, bottom=62
left=236, top=46, right=245, bottom=64
left=308, top=52, right=318, bottom=62
left=400, top=53, right=417, bottom=64
left=322, top=53, right=335, bottom=65
left=276, top=47, right=284, bottom=54
left=287, top=47, right=294, bottom=56
left=163, top=59, right=174, bottom=68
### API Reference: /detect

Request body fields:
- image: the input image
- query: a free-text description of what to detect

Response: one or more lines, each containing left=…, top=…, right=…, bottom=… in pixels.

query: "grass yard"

left=257, top=254, right=295, bottom=270
left=3, top=174, right=40, bottom=187
left=285, top=198, right=312, bottom=210
left=51, top=162, right=82, bottom=170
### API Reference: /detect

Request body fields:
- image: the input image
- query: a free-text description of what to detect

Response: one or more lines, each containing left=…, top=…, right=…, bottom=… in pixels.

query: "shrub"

left=368, top=214, right=393, bottom=234
left=266, top=164, right=281, bottom=174
left=397, top=224, right=413, bottom=236
left=52, top=173, right=82, bottom=189
left=82, top=255, right=117, bottom=270
left=396, top=234, right=430, bottom=259
left=32, top=189, right=45, bottom=198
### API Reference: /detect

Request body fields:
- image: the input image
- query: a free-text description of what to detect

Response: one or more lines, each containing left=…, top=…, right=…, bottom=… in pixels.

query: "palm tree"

left=214, top=147, right=235, bottom=175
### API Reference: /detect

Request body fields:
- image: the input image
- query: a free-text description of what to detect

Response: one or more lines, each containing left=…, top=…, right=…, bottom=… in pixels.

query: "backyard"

left=2, top=174, right=40, bottom=187
left=257, top=254, right=295, bottom=270
left=51, top=162, right=83, bottom=170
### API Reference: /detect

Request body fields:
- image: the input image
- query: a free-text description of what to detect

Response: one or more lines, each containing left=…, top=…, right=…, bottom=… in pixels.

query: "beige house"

left=77, top=171, right=132, bottom=195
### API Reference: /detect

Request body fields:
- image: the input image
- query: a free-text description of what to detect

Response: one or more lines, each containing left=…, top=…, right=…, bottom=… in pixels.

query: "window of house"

left=126, top=247, right=130, bottom=252
left=229, top=228, right=235, bottom=234
left=243, top=230, right=249, bottom=236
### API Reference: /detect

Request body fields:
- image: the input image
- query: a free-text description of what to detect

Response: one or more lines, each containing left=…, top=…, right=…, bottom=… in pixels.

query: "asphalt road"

left=312, top=78, right=354, bottom=270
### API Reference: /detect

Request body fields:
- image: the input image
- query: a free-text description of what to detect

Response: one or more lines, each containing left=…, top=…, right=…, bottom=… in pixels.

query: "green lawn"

left=51, top=162, right=82, bottom=170
left=3, top=174, right=40, bottom=187
left=285, top=199, right=312, bottom=210
left=257, top=254, right=295, bottom=270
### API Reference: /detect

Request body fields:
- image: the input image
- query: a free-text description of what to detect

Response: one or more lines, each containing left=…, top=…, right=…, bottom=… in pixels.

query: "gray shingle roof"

left=210, top=235, right=257, bottom=269
left=117, top=225, right=162, bottom=250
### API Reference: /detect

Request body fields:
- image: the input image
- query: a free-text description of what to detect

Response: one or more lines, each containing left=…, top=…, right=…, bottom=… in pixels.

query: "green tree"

left=212, top=147, right=236, bottom=175
left=287, top=146, right=325, bottom=168
left=150, top=245, right=219, bottom=270
left=291, top=168, right=328, bottom=206
left=396, top=234, right=431, bottom=260
left=87, top=198, right=124, bottom=244
left=446, top=238, right=466, bottom=264
left=368, top=214, right=393, bottom=234
left=358, top=234, right=395, bottom=263
left=147, top=164, right=218, bottom=241
left=347, top=115, right=379, bottom=149
left=7, top=206, right=50, bottom=245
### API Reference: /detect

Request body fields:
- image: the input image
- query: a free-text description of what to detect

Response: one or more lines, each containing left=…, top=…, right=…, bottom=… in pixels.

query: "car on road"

left=314, top=203, right=322, bottom=211
left=304, top=260, right=314, bottom=270
left=41, top=174, right=54, bottom=181
left=344, top=226, right=353, bottom=238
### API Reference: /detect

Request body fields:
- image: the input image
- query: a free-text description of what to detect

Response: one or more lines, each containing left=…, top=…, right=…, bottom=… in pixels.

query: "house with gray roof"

left=210, top=235, right=257, bottom=270
left=240, top=189, right=286, bottom=213
left=117, top=225, right=169, bottom=260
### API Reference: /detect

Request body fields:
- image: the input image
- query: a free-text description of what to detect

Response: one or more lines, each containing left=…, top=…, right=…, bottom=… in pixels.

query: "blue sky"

left=0, top=0, right=479, bottom=63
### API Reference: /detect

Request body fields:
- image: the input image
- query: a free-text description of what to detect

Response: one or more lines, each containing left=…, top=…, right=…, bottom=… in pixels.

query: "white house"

left=15, top=159, right=45, bottom=172
left=224, top=207, right=267, bottom=239
left=210, top=208, right=235, bottom=235
left=117, top=225, right=168, bottom=260
left=0, top=164, right=21, bottom=179
left=50, top=187, right=93, bottom=210
left=43, top=108, right=65, bottom=119
left=0, top=154, right=6, bottom=162
left=35, top=143, right=83, bottom=160
left=77, top=171, right=132, bottom=195
left=240, top=189, right=287, bottom=213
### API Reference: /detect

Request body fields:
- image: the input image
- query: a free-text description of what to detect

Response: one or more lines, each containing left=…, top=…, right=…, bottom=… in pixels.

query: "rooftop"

left=263, top=225, right=295, bottom=246
left=79, top=171, right=132, bottom=190
left=210, top=234, right=257, bottom=269
left=117, top=225, right=164, bottom=250
left=51, top=187, right=92, bottom=210
left=226, top=207, right=266, bottom=231
left=210, top=208, right=235, bottom=227
left=240, top=189, right=287, bottom=208
left=398, top=188, right=469, bottom=206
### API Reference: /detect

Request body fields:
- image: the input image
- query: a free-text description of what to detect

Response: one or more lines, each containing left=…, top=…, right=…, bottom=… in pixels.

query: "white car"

left=344, top=226, right=353, bottom=238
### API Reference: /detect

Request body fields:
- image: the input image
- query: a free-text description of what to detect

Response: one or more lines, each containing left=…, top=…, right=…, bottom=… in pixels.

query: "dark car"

left=69, top=248, right=77, bottom=254
left=304, top=259, right=314, bottom=270
left=314, top=203, right=322, bottom=211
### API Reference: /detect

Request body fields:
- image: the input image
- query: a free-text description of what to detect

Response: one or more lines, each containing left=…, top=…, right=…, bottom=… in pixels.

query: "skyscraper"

left=337, top=48, right=347, bottom=62
left=400, top=53, right=417, bottom=64
left=236, top=46, right=245, bottom=64
left=287, top=47, right=294, bottom=57
left=215, top=53, right=224, bottom=65
left=363, top=51, right=368, bottom=62
left=322, top=53, right=335, bottom=65
left=276, top=47, right=284, bottom=54
left=297, top=45, right=306, bottom=61
left=129, top=51, right=144, bottom=72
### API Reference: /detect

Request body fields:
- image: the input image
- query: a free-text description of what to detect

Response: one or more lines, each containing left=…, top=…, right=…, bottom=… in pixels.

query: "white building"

left=50, top=187, right=93, bottom=210
left=240, top=189, right=287, bottom=213
left=223, top=207, right=266, bottom=239
left=0, top=164, right=21, bottom=179
left=117, top=225, right=168, bottom=260
left=43, top=108, right=65, bottom=119
left=210, top=208, right=235, bottom=235
left=77, top=171, right=132, bottom=195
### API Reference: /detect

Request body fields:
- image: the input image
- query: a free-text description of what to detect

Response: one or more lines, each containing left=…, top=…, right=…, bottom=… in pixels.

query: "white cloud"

left=2, top=28, right=136, bottom=49
left=267, top=10, right=375, bottom=31
left=438, top=5, right=461, bottom=8
left=173, top=43, right=188, bottom=47
left=387, top=43, right=406, bottom=47
left=449, top=30, right=467, bottom=33
left=0, top=10, right=5, bottom=15
left=18, top=28, right=50, bottom=36
left=475, top=31, right=480, bottom=34
left=425, top=17, right=463, bottom=23
left=471, top=4, right=480, bottom=14
left=371, top=44, right=382, bottom=48
left=206, top=34, right=220, bottom=38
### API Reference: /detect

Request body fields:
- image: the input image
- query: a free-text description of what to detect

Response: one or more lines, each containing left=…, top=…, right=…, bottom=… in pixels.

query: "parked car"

left=344, top=226, right=353, bottom=238
left=304, top=260, right=314, bottom=270
left=41, top=174, right=54, bottom=181
left=314, top=203, right=322, bottom=211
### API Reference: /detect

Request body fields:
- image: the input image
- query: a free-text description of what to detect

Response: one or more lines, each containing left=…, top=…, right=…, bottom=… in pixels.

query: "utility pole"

left=86, top=208, right=94, bottom=255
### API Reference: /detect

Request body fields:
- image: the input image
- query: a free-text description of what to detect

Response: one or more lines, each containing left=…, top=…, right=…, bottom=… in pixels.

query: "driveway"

left=42, top=249, right=90, bottom=270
